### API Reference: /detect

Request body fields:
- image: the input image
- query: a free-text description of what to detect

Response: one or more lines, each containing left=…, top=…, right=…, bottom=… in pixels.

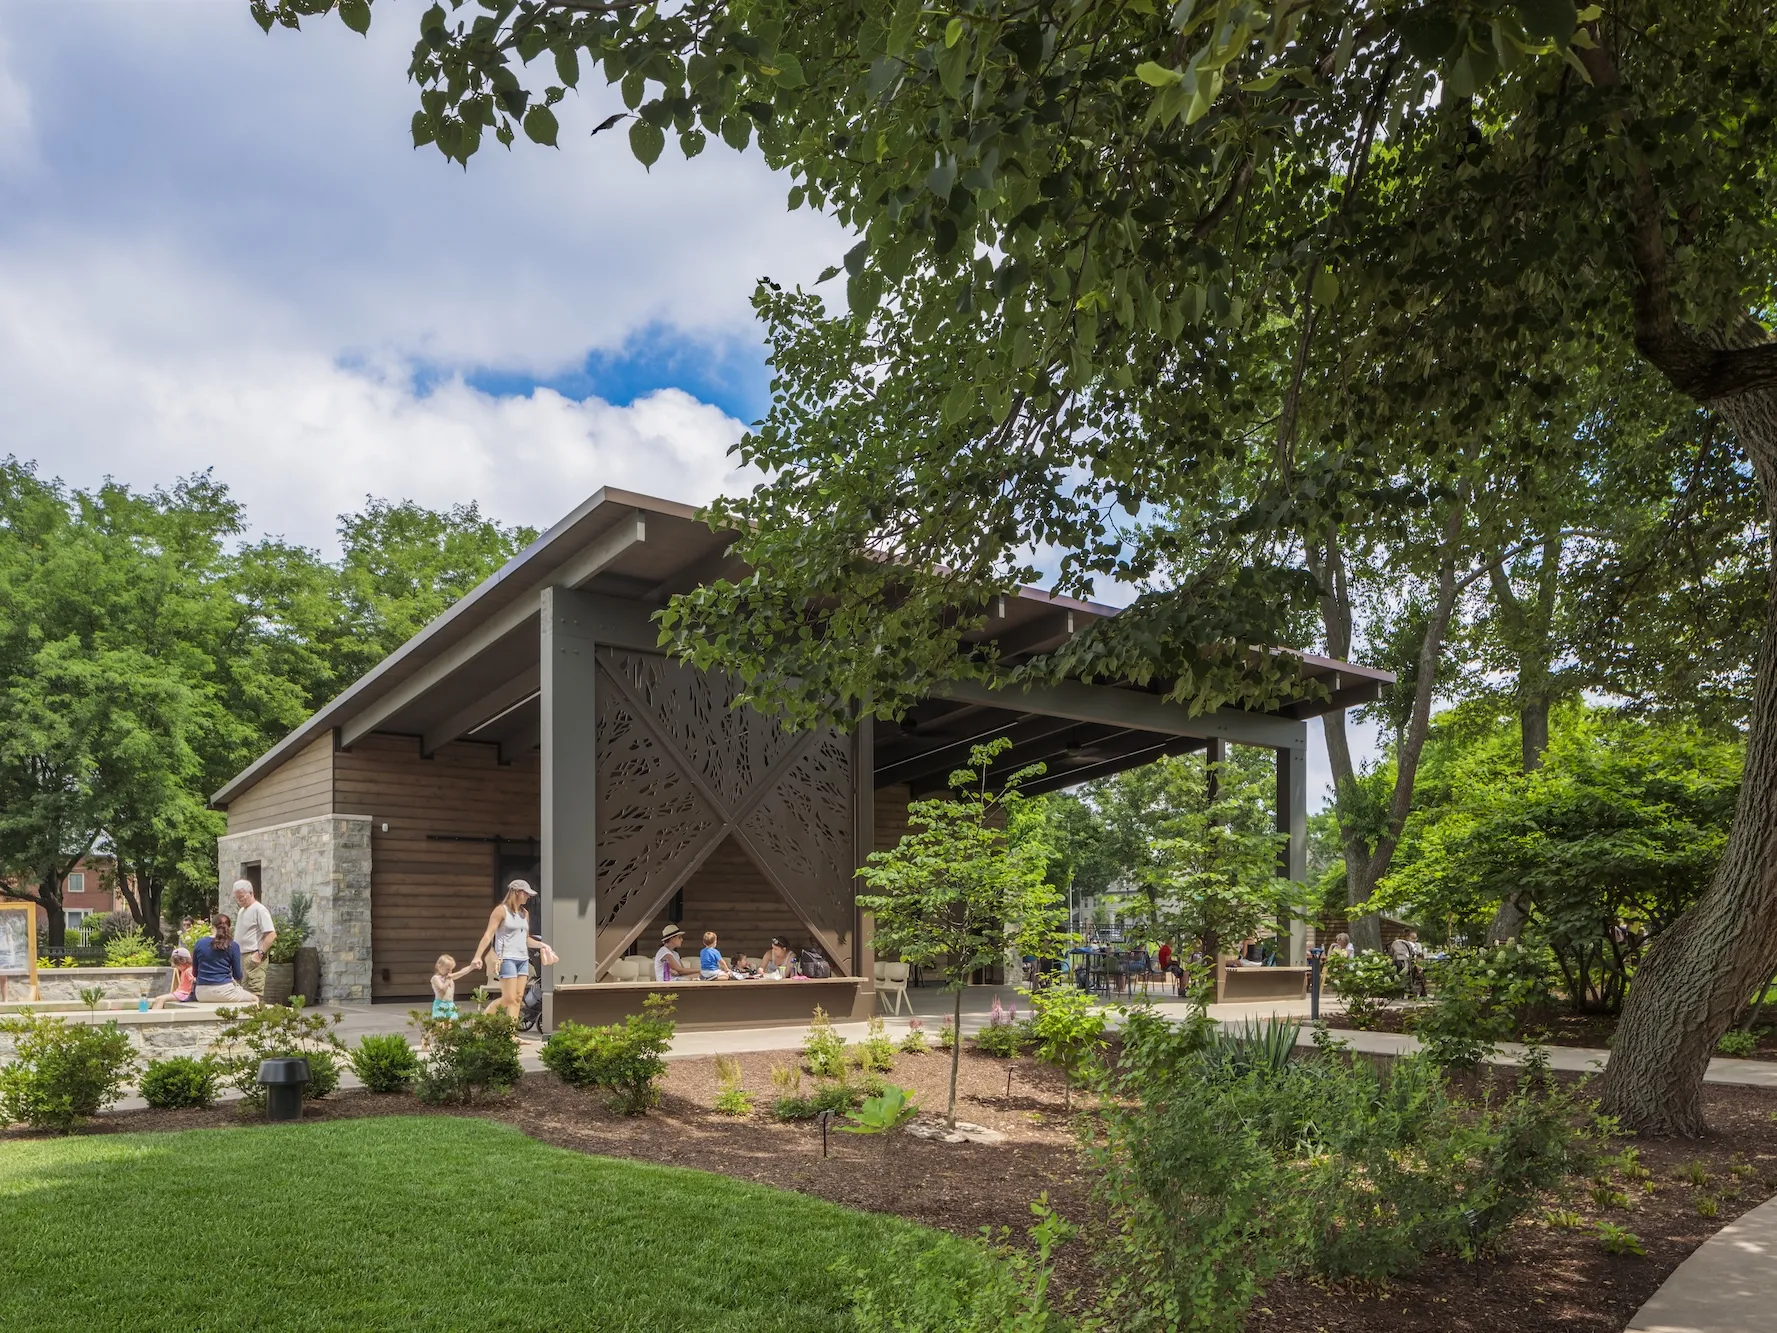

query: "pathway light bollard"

left=258, top=1057, right=310, bottom=1122
left=818, top=1109, right=835, bottom=1158
left=1308, top=947, right=1324, bottom=1023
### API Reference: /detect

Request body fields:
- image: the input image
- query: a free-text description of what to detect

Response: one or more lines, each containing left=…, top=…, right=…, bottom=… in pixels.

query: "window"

left=64, top=908, right=91, bottom=934
left=65, top=872, right=85, bottom=895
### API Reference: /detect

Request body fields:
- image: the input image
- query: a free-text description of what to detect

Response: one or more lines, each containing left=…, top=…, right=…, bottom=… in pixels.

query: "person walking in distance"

left=468, top=880, right=557, bottom=1024
left=230, top=880, right=277, bottom=1000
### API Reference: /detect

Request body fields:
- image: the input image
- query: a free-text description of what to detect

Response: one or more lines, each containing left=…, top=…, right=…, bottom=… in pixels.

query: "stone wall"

left=31, top=967, right=170, bottom=1002
left=218, top=815, right=373, bottom=1002
left=0, top=1009, right=226, bottom=1064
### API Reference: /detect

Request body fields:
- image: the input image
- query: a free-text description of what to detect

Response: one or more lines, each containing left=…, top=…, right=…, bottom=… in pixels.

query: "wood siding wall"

left=224, top=733, right=336, bottom=834
left=333, top=735, right=540, bottom=999
left=874, top=784, right=912, bottom=853
left=637, top=837, right=806, bottom=967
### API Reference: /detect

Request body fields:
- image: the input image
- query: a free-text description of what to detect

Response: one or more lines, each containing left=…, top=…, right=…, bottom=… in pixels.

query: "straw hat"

left=660, top=923, right=684, bottom=942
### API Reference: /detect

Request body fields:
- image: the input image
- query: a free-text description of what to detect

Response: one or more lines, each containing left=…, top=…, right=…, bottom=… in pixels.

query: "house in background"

left=4, top=856, right=130, bottom=938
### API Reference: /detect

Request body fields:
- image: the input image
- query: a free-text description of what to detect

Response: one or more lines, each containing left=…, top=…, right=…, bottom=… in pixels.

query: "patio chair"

left=875, top=961, right=911, bottom=1016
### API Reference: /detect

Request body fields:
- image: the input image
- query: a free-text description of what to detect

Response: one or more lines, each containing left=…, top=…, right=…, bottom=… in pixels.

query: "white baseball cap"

left=508, top=879, right=537, bottom=897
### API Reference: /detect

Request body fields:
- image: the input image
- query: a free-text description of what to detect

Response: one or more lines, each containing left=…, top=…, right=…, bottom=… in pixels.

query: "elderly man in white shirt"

left=231, top=880, right=277, bottom=999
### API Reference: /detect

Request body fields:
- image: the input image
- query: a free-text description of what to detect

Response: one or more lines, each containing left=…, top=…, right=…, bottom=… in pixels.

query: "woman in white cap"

left=469, top=879, right=557, bottom=1023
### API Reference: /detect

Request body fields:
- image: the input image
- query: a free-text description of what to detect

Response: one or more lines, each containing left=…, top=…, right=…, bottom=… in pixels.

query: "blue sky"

left=0, top=1, right=1375, bottom=803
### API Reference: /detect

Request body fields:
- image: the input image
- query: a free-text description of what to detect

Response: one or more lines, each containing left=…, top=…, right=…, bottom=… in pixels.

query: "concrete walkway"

left=1627, top=1193, right=1777, bottom=1333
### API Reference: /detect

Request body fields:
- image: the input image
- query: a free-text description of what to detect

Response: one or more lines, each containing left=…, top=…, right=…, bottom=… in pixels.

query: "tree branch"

left=1577, top=39, right=1777, bottom=404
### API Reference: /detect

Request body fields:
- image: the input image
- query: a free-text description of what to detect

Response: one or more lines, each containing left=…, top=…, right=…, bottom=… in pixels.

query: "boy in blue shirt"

left=699, top=931, right=732, bottom=980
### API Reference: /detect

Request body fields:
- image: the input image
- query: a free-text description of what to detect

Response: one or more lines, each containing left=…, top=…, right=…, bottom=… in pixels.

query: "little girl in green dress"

left=430, top=953, right=481, bottom=1020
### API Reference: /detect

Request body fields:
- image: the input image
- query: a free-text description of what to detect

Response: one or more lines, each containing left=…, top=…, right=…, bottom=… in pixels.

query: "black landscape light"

left=258, top=1057, right=309, bottom=1122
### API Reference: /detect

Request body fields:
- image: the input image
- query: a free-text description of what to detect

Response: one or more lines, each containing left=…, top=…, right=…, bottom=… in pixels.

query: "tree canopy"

left=0, top=460, right=533, bottom=943
left=258, top=0, right=1777, bottom=1132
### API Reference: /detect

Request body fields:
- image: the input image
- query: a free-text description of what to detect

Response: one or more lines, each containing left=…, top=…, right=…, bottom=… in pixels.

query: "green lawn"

left=0, top=1117, right=979, bottom=1331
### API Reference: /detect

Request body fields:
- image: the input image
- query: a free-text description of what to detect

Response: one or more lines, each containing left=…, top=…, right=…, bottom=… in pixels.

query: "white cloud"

left=0, top=2, right=840, bottom=548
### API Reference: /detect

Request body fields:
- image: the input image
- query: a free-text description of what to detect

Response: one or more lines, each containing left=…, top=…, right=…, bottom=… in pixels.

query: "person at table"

left=653, top=924, right=700, bottom=981
left=698, top=931, right=734, bottom=980
left=760, top=937, right=798, bottom=978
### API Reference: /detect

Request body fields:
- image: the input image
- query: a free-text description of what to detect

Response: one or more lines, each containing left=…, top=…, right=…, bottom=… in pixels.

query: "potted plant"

left=264, top=894, right=311, bottom=1007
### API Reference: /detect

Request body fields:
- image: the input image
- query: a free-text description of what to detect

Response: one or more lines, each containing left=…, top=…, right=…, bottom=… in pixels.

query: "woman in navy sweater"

left=193, top=913, right=258, bottom=1005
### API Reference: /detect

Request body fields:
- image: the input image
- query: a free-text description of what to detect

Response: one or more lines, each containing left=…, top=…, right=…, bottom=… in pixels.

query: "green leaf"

left=523, top=104, right=559, bottom=147
left=1396, top=11, right=1461, bottom=62
left=941, top=381, right=973, bottom=425
left=773, top=53, right=806, bottom=88
left=680, top=128, right=706, bottom=159
left=815, top=265, right=840, bottom=284
left=409, top=111, right=435, bottom=149
left=621, top=71, right=646, bottom=110
left=1516, top=0, right=1578, bottom=40
left=945, top=17, right=965, bottom=48
left=554, top=46, right=580, bottom=89
left=926, top=154, right=957, bottom=199
left=1136, top=61, right=1184, bottom=88
left=1310, top=267, right=1340, bottom=307
left=629, top=118, right=665, bottom=168
left=887, top=0, right=921, bottom=57
left=337, top=0, right=371, bottom=36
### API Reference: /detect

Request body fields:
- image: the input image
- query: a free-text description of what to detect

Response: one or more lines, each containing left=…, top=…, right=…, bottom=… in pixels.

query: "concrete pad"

left=1627, top=1195, right=1777, bottom=1333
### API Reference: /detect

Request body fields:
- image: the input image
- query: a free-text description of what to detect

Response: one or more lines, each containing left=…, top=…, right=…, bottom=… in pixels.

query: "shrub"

left=714, top=1084, right=754, bottom=1116
left=0, top=1015, right=137, bottom=1132
left=973, top=997, right=1026, bottom=1057
left=1325, top=950, right=1402, bottom=1029
left=267, top=902, right=309, bottom=965
left=1717, top=1028, right=1759, bottom=1058
left=1202, top=1017, right=1302, bottom=1080
left=140, top=1056, right=220, bottom=1110
left=1083, top=1037, right=1603, bottom=1328
left=1595, top=1222, right=1645, bottom=1256
left=855, top=1015, right=898, bottom=1071
left=79, top=986, right=107, bottom=1015
left=802, top=1005, right=848, bottom=1078
left=1024, top=982, right=1106, bottom=1106
left=1696, top=1195, right=1720, bottom=1217
left=539, top=993, right=676, bottom=1114
left=352, top=1033, right=421, bottom=1094
left=900, top=1019, right=929, bottom=1054
left=775, top=1076, right=867, bottom=1121
left=417, top=1010, right=523, bottom=1105
left=96, top=909, right=136, bottom=942
left=1412, top=944, right=1555, bottom=1069
left=180, top=919, right=213, bottom=951
left=842, top=1083, right=919, bottom=1134
left=211, top=1000, right=345, bottom=1106
left=103, top=927, right=161, bottom=969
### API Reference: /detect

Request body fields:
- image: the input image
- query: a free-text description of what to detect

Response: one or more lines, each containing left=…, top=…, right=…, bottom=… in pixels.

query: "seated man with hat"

left=653, top=924, right=701, bottom=982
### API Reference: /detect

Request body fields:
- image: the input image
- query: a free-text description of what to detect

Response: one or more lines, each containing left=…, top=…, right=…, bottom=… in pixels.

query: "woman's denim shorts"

left=499, top=958, right=530, bottom=979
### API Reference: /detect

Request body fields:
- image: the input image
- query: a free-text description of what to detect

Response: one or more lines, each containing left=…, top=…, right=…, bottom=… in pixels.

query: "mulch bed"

left=1325, top=1006, right=1777, bottom=1059
left=11, top=1047, right=1777, bottom=1331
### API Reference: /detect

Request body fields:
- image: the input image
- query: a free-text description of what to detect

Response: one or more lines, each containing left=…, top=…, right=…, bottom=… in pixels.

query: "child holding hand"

left=431, top=952, right=481, bottom=1020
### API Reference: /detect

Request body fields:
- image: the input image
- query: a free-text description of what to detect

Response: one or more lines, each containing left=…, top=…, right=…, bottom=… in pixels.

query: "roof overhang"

left=213, top=487, right=1394, bottom=806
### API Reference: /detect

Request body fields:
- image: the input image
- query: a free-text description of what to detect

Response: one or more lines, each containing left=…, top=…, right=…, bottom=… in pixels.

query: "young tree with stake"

left=858, top=738, right=1069, bottom=1127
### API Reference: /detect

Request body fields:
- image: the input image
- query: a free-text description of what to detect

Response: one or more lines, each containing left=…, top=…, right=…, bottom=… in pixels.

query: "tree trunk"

left=1310, top=502, right=1467, bottom=956
left=947, top=984, right=964, bottom=1127
left=1597, top=391, right=1777, bottom=1135
left=39, top=868, right=66, bottom=951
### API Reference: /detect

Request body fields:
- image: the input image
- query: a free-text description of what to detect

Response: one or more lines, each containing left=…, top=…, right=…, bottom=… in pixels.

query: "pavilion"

left=210, top=487, right=1390, bottom=1024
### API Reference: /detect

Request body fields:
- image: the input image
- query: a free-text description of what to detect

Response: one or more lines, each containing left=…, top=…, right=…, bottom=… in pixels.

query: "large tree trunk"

left=1597, top=392, right=1777, bottom=1136
left=39, top=868, right=66, bottom=951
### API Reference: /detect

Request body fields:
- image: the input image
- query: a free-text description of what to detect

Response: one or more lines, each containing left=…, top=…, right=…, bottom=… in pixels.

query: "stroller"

left=519, top=949, right=545, bottom=1033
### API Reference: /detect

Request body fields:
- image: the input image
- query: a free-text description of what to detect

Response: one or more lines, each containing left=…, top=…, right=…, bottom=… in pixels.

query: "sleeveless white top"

left=494, top=906, right=530, bottom=961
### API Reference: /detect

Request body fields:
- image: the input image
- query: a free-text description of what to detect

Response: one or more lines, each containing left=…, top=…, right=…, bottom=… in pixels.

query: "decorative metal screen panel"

left=593, top=648, right=856, bottom=975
